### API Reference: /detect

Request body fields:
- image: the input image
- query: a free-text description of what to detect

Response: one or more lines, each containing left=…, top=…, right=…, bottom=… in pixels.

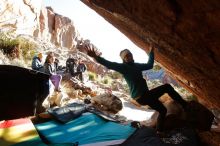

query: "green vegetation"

left=123, top=82, right=130, bottom=93
left=88, top=71, right=97, bottom=81
left=17, top=37, right=37, bottom=61
left=102, top=76, right=112, bottom=85
left=87, top=71, right=113, bottom=87
left=153, top=64, right=162, bottom=71
left=186, top=94, right=198, bottom=101
left=109, top=71, right=122, bottom=79
left=0, top=32, right=37, bottom=61
left=102, top=78, right=109, bottom=84
left=0, top=33, right=19, bottom=56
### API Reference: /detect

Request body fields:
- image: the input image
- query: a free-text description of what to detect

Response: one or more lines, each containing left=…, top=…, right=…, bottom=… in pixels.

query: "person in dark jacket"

left=66, top=55, right=77, bottom=76
left=76, top=59, right=87, bottom=82
left=31, top=53, right=44, bottom=72
left=85, top=44, right=187, bottom=133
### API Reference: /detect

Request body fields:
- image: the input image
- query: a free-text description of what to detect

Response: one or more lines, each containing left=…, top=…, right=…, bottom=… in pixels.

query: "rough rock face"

left=91, top=93, right=123, bottom=114
left=0, top=0, right=80, bottom=50
left=0, top=0, right=107, bottom=81
left=81, top=0, right=220, bottom=109
left=0, top=0, right=42, bottom=34
left=39, top=7, right=79, bottom=49
left=68, top=53, right=107, bottom=75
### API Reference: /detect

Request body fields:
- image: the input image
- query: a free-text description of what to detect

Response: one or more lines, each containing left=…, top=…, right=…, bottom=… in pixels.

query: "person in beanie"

left=31, top=53, right=44, bottom=72
left=85, top=44, right=187, bottom=134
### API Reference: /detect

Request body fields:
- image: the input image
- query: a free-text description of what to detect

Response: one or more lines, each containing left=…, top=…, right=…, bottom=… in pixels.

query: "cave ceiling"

left=81, top=0, right=220, bottom=109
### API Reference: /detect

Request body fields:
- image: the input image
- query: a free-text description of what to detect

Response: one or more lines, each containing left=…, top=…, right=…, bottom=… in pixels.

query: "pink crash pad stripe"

left=0, top=118, right=31, bottom=128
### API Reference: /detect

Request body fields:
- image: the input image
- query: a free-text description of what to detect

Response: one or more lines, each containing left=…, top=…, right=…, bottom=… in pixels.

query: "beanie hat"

left=120, top=49, right=131, bottom=60
left=38, top=53, right=43, bottom=59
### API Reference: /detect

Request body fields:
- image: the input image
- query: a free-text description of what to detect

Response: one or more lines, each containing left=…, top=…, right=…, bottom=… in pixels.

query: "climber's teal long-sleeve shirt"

left=95, top=51, right=154, bottom=99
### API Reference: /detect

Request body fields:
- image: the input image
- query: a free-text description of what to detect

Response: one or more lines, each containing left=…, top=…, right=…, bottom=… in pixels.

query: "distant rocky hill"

left=0, top=0, right=107, bottom=74
left=143, top=69, right=179, bottom=87
left=0, top=0, right=79, bottom=49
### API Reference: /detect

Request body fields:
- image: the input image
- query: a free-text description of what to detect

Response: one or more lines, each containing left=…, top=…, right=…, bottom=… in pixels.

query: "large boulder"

left=91, top=93, right=123, bottom=114
left=0, top=65, right=49, bottom=120
left=163, top=101, right=214, bottom=131
left=0, top=0, right=80, bottom=50
left=0, top=0, right=42, bottom=35
left=81, top=0, right=220, bottom=109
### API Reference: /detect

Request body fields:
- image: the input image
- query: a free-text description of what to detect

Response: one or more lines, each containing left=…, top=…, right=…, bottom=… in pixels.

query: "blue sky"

left=44, top=0, right=149, bottom=63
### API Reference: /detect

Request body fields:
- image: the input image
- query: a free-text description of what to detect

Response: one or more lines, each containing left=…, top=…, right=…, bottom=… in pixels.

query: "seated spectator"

left=76, top=59, right=87, bottom=82
left=31, top=53, right=44, bottom=72
left=44, top=52, right=62, bottom=92
left=54, top=58, right=59, bottom=71
left=54, top=58, right=65, bottom=75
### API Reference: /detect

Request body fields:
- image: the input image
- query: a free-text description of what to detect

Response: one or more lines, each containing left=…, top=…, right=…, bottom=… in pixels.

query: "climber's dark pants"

left=136, top=84, right=187, bottom=132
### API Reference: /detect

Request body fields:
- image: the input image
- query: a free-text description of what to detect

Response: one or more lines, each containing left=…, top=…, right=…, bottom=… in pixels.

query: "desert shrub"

left=0, top=33, right=37, bottom=61
left=17, top=37, right=37, bottom=61
left=153, top=64, right=162, bottom=71
left=111, top=83, right=118, bottom=91
left=103, top=78, right=109, bottom=84
left=148, top=79, right=163, bottom=89
left=123, top=83, right=129, bottom=93
left=186, top=94, right=198, bottom=102
left=88, top=71, right=97, bottom=81
left=102, top=76, right=112, bottom=85
left=0, top=33, right=20, bottom=58
left=110, top=71, right=122, bottom=79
